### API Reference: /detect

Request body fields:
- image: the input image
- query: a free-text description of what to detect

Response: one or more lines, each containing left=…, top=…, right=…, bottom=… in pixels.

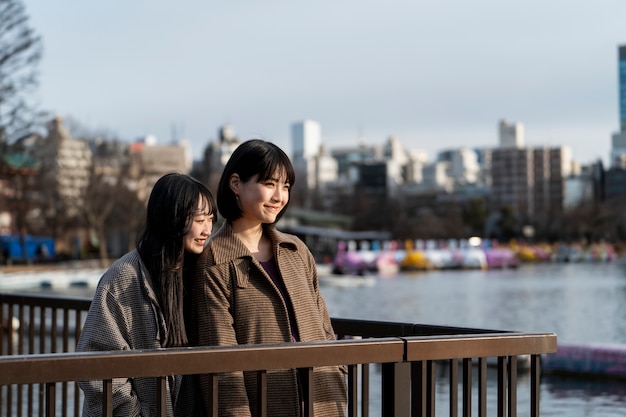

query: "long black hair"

left=137, top=173, right=216, bottom=347
left=217, top=139, right=295, bottom=223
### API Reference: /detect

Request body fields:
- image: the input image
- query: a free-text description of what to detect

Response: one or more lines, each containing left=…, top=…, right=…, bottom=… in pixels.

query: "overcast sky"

left=25, top=1, right=626, bottom=165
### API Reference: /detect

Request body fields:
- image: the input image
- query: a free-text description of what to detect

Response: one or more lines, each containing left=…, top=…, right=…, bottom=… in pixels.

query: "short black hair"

left=217, top=139, right=295, bottom=223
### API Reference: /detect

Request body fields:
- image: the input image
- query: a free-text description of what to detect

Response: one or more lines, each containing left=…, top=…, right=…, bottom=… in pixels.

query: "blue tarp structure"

left=0, top=234, right=55, bottom=262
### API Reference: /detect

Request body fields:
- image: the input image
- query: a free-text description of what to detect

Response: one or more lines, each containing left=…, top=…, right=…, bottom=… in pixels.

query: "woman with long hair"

left=78, top=172, right=216, bottom=416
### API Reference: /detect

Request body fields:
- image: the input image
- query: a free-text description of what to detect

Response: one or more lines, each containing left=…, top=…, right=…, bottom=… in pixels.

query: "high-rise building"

left=291, top=120, right=321, bottom=160
left=35, top=117, right=92, bottom=219
left=290, top=120, right=338, bottom=208
left=611, top=45, right=626, bottom=168
left=490, top=145, right=571, bottom=225
left=498, top=119, right=524, bottom=148
left=619, top=46, right=626, bottom=131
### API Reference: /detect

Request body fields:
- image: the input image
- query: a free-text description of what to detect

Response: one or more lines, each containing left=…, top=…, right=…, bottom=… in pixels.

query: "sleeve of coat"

left=304, top=245, right=338, bottom=342
left=77, top=283, right=144, bottom=417
left=194, top=256, right=252, bottom=417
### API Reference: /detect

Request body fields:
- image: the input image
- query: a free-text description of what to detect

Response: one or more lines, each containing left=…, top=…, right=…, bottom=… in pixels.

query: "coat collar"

left=209, top=221, right=298, bottom=265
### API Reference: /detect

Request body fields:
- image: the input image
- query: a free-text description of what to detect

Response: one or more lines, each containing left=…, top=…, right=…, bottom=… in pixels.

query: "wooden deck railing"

left=0, top=293, right=557, bottom=417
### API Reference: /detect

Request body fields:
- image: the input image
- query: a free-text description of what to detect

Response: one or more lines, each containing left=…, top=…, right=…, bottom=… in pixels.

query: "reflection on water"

left=542, top=376, right=626, bottom=417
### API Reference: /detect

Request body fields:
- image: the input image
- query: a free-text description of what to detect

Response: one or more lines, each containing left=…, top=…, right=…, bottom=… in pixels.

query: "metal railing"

left=1, top=293, right=557, bottom=417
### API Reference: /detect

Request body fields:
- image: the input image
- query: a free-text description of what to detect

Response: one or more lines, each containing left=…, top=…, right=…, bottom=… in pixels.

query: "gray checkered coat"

left=192, top=222, right=347, bottom=417
left=77, top=250, right=195, bottom=416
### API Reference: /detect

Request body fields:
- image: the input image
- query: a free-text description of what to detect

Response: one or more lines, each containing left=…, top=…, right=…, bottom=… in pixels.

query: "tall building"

left=490, top=146, right=571, bottom=226
left=619, top=46, right=626, bottom=131
left=498, top=119, right=524, bottom=148
left=291, top=120, right=321, bottom=160
left=290, top=120, right=338, bottom=208
left=611, top=45, right=626, bottom=168
left=35, top=117, right=92, bottom=219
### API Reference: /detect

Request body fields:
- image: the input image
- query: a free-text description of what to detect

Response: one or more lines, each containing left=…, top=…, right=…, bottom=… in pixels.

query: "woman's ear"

left=229, top=174, right=240, bottom=195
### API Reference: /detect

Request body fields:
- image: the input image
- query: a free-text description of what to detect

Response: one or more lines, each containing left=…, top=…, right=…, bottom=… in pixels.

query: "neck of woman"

left=232, top=223, right=272, bottom=262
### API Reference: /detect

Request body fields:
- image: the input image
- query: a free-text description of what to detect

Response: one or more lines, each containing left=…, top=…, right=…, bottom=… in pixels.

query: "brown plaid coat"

left=192, top=222, right=347, bottom=416
left=77, top=250, right=196, bottom=417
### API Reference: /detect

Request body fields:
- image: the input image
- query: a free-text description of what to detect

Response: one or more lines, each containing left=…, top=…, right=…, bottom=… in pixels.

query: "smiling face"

left=231, top=169, right=290, bottom=226
left=183, top=195, right=214, bottom=254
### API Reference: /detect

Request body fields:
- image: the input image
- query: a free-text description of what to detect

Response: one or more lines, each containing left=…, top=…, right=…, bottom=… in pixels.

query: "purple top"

left=259, top=257, right=300, bottom=342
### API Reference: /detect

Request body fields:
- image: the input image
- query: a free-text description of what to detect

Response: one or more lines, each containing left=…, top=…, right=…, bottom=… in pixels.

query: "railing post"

left=362, top=363, right=370, bottom=417
left=381, top=361, right=410, bottom=417
left=508, top=356, right=517, bottom=417
left=497, top=357, right=507, bottom=417
left=157, top=376, right=167, bottom=417
left=257, top=370, right=267, bottom=417
left=449, top=359, right=458, bottom=417
left=45, top=382, right=56, bottom=417
left=530, top=355, right=541, bottom=417
left=103, top=379, right=112, bottom=417
left=462, top=358, right=472, bottom=417
left=299, top=367, right=313, bottom=417
left=478, top=357, right=487, bottom=417
left=347, top=364, right=358, bottom=417
left=411, top=360, right=436, bottom=417
left=206, top=373, right=218, bottom=417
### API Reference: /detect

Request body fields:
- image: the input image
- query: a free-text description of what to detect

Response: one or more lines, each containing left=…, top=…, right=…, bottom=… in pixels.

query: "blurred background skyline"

left=26, top=1, right=626, bottom=164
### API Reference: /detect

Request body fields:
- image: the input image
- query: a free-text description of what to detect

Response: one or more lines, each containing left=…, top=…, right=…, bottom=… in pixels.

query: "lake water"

left=319, top=260, right=626, bottom=417
left=8, top=260, right=626, bottom=416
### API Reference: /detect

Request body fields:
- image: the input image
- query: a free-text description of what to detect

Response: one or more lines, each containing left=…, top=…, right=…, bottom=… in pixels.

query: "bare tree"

left=0, top=0, right=43, bottom=144
left=82, top=134, right=137, bottom=264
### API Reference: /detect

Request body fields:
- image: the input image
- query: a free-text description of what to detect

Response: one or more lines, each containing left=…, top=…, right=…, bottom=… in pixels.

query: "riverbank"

left=0, top=262, right=107, bottom=291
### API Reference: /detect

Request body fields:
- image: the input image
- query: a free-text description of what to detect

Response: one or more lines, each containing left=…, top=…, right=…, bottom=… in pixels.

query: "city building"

left=611, top=45, right=626, bottom=168
left=499, top=119, right=525, bottom=148
left=331, top=143, right=381, bottom=179
left=420, top=161, right=453, bottom=192
left=619, top=45, right=626, bottom=132
left=605, top=167, right=626, bottom=199
left=128, top=137, right=191, bottom=202
left=291, top=120, right=321, bottom=160
left=437, top=148, right=481, bottom=186
left=290, top=120, right=338, bottom=208
left=35, top=118, right=92, bottom=218
left=490, top=145, right=572, bottom=227
left=195, top=124, right=242, bottom=194
left=564, top=169, right=595, bottom=209
left=403, top=149, right=428, bottom=184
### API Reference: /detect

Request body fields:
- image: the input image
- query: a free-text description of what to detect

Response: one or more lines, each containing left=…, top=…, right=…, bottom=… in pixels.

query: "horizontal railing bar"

left=404, top=333, right=557, bottom=360
left=0, top=338, right=405, bottom=385
left=0, top=332, right=556, bottom=386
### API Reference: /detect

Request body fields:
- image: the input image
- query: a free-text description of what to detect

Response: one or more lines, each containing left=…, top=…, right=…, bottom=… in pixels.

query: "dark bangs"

left=237, top=142, right=296, bottom=186
left=254, top=147, right=295, bottom=187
